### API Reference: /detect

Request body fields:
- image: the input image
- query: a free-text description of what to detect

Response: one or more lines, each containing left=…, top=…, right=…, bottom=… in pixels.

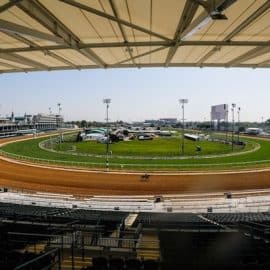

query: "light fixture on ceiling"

left=181, top=0, right=232, bottom=41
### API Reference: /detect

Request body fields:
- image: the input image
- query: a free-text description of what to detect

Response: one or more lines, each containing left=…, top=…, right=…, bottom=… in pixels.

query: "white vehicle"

left=245, top=128, right=263, bottom=135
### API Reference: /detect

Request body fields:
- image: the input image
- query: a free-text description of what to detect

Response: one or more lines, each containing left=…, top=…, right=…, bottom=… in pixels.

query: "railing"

left=1, top=147, right=270, bottom=170
left=97, top=237, right=138, bottom=249
left=39, top=137, right=261, bottom=161
left=14, top=248, right=61, bottom=270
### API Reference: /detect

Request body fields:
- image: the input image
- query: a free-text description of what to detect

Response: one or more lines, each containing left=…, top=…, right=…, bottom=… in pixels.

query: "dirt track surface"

left=1, top=136, right=270, bottom=196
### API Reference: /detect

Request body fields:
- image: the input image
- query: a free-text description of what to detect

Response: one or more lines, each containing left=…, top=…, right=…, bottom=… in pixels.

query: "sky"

left=0, top=67, right=269, bottom=122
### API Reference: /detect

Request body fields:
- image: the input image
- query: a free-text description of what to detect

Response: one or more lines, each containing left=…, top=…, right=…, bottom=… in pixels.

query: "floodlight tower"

left=225, top=108, right=229, bottom=143
left=237, top=107, right=241, bottom=143
left=103, top=98, right=111, bottom=170
left=57, top=103, right=63, bottom=143
left=57, top=103, right=62, bottom=115
left=231, top=103, right=236, bottom=151
left=49, top=107, right=52, bottom=114
left=179, top=99, right=188, bottom=155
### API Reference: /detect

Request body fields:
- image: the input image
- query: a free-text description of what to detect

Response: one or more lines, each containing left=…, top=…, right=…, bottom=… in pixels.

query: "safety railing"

left=1, top=147, right=270, bottom=170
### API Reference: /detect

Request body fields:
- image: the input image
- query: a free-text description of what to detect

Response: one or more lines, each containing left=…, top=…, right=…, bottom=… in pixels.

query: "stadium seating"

left=203, top=213, right=270, bottom=224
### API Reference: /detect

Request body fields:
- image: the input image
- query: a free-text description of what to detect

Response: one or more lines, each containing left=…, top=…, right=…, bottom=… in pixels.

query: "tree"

left=265, top=119, right=270, bottom=126
left=238, top=126, right=245, bottom=132
left=81, top=120, right=87, bottom=128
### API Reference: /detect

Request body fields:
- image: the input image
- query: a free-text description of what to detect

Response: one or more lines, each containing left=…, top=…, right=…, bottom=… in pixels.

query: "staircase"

left=137, top=233, right=160, bottom=261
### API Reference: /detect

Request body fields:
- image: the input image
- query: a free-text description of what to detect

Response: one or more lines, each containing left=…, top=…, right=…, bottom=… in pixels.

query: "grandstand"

left=1, top=0, right=270, bottom=269
left=1, top=189, right=270, bottom=269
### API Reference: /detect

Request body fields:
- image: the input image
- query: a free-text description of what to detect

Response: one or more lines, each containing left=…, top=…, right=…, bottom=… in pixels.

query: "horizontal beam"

left=2, top=31, right=78, bottom=68
left=17, top=0, right=106, bottom=67
left=108, top=0, right=136, bottom=66
left=165, top=0, right=236, bottom=66
left=1, top=40, right=270, bottom=54
left=59, top=0, right=171, bottom=42
left=0, top=60, right=24, bottom=70
left=0, top=19, right=64, bottom=43
left=228, top=46, right=270, bottom=66
left=165, top=0, right=200, bottom=66
left=197, top=0, right=270, bottom=64
left=1, top=63, right=270, bottom=74
left=0, top=0, right=22, bottom=13
left=115, top=47, right=167, bottom=65
left=225, top=1, right=270, bottom=41
left=0, top=53, right=48, bottom=69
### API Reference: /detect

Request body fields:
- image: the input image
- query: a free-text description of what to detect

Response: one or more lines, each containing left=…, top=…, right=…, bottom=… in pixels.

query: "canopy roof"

left=0, top=0, right=270, bottom=73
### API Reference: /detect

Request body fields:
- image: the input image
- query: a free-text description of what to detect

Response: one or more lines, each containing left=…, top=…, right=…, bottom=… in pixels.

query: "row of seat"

left=203, top=213, right=270, bottom=223
left=0, top=202, right=128, bottom=224
left=86, top=257, right=159, bottom=270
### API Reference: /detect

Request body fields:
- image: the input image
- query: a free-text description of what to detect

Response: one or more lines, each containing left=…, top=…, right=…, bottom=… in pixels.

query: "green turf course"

left=52, top=137, right=241, bottom=157
left=1, top=134, right=269, bottom=171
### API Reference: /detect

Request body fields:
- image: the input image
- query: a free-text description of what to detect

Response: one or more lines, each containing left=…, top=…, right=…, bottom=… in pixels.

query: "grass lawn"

left=53, top=137, right=240, bottom=157
left=0, top=135, right=268, bottom=171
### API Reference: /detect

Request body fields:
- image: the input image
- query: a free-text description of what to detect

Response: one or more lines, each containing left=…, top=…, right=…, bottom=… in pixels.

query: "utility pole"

left=179, top=99, right=188, bottom=155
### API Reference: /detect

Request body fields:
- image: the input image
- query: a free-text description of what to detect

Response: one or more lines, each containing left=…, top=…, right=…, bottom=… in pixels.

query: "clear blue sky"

left=0, top=68, right=269, bottom=122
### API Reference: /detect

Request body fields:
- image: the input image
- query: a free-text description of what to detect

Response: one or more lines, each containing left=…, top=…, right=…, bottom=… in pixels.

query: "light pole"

left=57, top=103, right=62, bottom=144
left=179, top=99, right=188, bottom=155
left=237, top=107, right=240, bottom=143
left=103, top=98, right=111, bottom=170
left=231, top=103, right=236, bottom=151
left=57, top=103, right=62, bottom=125
left=225, top=109, right=229, bottom=143
left=49, top=107, right=52, bottom=147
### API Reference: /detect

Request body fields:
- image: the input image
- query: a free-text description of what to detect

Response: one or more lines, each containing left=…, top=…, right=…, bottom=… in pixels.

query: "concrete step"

left=125, top=213, right=138, bottom=227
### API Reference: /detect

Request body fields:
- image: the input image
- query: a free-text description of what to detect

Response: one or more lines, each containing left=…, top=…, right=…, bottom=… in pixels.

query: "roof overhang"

left=0, top=0, right=270, bottom=73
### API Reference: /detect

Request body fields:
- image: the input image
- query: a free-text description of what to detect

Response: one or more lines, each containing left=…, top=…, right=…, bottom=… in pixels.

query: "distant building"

left=33, top=114, right=63, bottom=129
left=0, top=112, right=64, bottom=138
left=159, top=118, right=177, bottom=125
left=144, top=118, right=178, bottom=126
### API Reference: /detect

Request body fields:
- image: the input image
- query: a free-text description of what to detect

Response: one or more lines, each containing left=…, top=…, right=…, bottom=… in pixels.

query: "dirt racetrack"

left=1, top=136, right=270, bottom=196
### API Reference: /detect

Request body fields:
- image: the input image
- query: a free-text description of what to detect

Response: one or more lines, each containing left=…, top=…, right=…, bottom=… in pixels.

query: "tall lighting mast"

left=57, top=103, right=63, bottom=143
left=179, top=99, right=188, bottom=155
left=103, top=98, right=111, bottom=170
left=231, top=103, right=236, bottom=151
left=237, top=107, right=241, bottom=143
left=57, top=103, right=62, bottom=115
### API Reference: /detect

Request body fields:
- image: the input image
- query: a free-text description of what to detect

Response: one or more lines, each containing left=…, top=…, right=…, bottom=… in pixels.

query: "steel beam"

left=59, top=0, right=171, bottom=42
left=197, top=0, right=270, bottom=64
left=2, top=31, right=78, bottom=68
left=0, top=53, right=49, bottom=69
left=2, top=40, right=270, bottom=54
left=0, top=19, right=64, bottom=43
left=0, top=60, right=24, bottom=70
left=226, top=1, right=270, bottom=41
left=257, top=58, right=270, bottom=67
left=16, top=0, right=106, bottom=67
left=0, top=0, right=22, bottom=13
left=165, top=0, right=200, bottom=66
left=1, top=62, right=270, bottom=74
left=228, top=46, right=270, bottom=66
left=115, top=46, right=167, bottom=65
left=166, top=0, right=236, bottom=66
left=108, top=0, right=136, bottom=66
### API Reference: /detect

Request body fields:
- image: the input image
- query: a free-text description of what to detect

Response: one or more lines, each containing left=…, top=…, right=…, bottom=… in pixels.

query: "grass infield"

left=0, top=135, right=269, bottom=171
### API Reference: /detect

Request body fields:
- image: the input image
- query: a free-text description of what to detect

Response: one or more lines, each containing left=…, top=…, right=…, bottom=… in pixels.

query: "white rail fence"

left=1, top=147, right=270, bottom=170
